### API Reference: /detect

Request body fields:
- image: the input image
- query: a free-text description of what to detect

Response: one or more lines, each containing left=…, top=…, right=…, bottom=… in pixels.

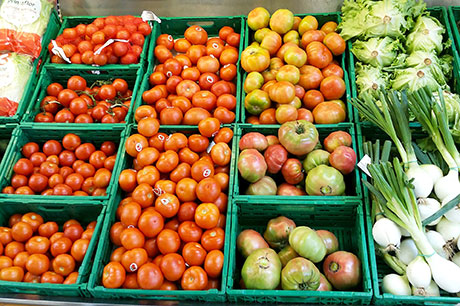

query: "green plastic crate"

left=227, top=200, right=372, bottom=304
left=350, top=7, right=460, bottom=127
left=240, top=12, right=354, bottom=125
left=232, top=123, right=362, bottom=203
left=0, top=124, right=125, bottom=204
left=0, top=123, right=17, bottom=178
left=0, top=201, right=105, bottom=297
left=0, top=10, right=61, bottom=124
left=21, top=66, right=144, bottom=126
left=87, top=123, right=237, bottom=301
left=133, top=16, right=245, bottom=125
left=44, top=15, right=151, bottom=70
left=356, top=125, right=460, bottom=305
left=448, top=7, right=460, bottom=63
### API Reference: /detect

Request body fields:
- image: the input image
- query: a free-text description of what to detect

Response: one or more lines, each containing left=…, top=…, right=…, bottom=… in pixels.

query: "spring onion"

left=396, top=238, right=418, bottom=265
left=365, top=159, right=460, bottom=293
left=408, top=88, right=460, bottom=202
left=436, top=217, right=460, bottom=242
left=372, top=218, right=402, bottom=251
left=351, top=90, right=435, bottom=197
left=406, top=256, right=431, bottom=289
left=382, top=274, right=411, bottom=295
left=417, top=198, right=441, bottom=226
left=425, top=230, right=448, bottom=259
left=412, top=280, right=440, bottom=296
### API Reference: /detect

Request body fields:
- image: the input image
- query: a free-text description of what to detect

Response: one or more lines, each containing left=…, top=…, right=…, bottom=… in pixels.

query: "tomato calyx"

left=295, top=122, right=306, bottom=134
left=320, top=185, right=333, bottom=195
left=328, top=261, right=340, bottom=273
left=257, top=254, right=271, bottom=270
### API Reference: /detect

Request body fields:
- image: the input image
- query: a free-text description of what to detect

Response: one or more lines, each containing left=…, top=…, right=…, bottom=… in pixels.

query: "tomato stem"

left=329, top=261, right=339, bottom=272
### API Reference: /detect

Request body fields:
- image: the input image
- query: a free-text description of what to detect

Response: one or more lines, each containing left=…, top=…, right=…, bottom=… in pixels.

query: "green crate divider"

left=0, top=123, right=18, bottom=180
left=0, top=10, right=61, bottom=124
left=44, top=15, right=152, bottom=70
left=21, top=66, right=144, bottom=126
left=227, top=200, right=372, bottom=304
left=87, top=123, right=237, bottom=301
left=239, top=12, right=353, bottom=125
left=134, top=16, right=244, bottom=124
left=356, top=125, right=460, bottom=305
left=448, top=7, right=460, bottom=62
left=232, top=123, right=362, bottom=203
left=350, top=7, right=460, bottom=128
left=0, top=124, right=125, bottom=204
left=0, top=201, right=105, bottom=297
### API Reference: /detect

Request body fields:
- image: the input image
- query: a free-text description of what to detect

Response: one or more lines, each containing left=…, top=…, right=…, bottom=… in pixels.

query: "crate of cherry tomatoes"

left=240, top=10, right=353, bottom=125
left=135, top=16, right=244, bottom=126
left=21, top=67, right=144, bottom=125
left=45, top=15, right=152, bottom=68
left=87, top=123, right=236, bottom=301
left=0, top=125, right=125, bottom=203
left=0, top=201, right=105, bottom=297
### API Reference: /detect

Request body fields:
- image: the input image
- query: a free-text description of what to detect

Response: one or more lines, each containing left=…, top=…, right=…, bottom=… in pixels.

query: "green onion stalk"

left=351, top=89, right=438, bottom=198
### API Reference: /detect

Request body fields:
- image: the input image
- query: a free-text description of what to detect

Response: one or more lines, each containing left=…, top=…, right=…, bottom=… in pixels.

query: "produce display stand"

left=1, top=1, right=460, bottom=306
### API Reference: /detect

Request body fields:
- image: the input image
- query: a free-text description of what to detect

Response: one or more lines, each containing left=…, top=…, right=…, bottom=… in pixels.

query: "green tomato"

left=242, top=248, right=282, bottom=290
left=263, top=216, right=296, bottom=249
left=278, top=246, right=299, bottom=267
left=303, top=149, right=330, bottom=173
left=305, top=165, right=345, bottom=196
left=282, top=257, right=321, bottom=290
left=289, top=226, right=326, bottom=263
left=245, top=89, right=271, bottom=115
left=246, top=176, right=277, bottom=195
left=278, top=120, right=319, bottom=156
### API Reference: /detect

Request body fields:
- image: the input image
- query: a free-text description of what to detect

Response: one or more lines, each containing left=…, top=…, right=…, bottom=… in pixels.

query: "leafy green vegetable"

left=0, top=53, right=33, bottom=104
left=391, top=67, right=442, bottom=92
left=406, top=15, right=445, bottom=54
left=351, top=37, right=401, bottom=67
left=338, top=0, right=425, bottom=40
left=432, top=91, right=460, bottom=124
left=355, top=62, right=390, bottom=99
left=405, top=51, right=452, bottom=85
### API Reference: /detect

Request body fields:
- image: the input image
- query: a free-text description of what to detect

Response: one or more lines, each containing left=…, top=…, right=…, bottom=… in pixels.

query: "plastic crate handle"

left=186, top=21, right=215, bottom=28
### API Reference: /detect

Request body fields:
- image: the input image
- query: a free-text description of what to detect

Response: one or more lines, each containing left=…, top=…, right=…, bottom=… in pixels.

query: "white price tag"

left=142, top=10, right=161, bottom=23
left=358, top=154, right=372, bottom=178
left=51, top=40, right=71, bottom=63
left=206, top=140, right=216, bottom=154
left=94, top=39, right=129, bottom=55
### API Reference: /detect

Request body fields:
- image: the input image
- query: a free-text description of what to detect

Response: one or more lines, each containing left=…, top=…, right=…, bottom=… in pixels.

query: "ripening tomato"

left=306, top=41, right=333, bottom=69
left=195, top=203, right=220, bottom=229
left=181, top=266, right=208, bottom=290
left=174, top=38, right=191, bottom=53
left=160, top=253, right=186, bottom=282
left=201, top=227, right=225, bottom=251
left=137, top=262, right=163, bottom=289
left=156, top=229, right=180, bottom=254
left=138, top=210, right=164, bottom=238
left=102, top=262, right=126, bottom=288
left=204, top=250, right=224, bottom=278
left=185, top=25, right=208, bottom=45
